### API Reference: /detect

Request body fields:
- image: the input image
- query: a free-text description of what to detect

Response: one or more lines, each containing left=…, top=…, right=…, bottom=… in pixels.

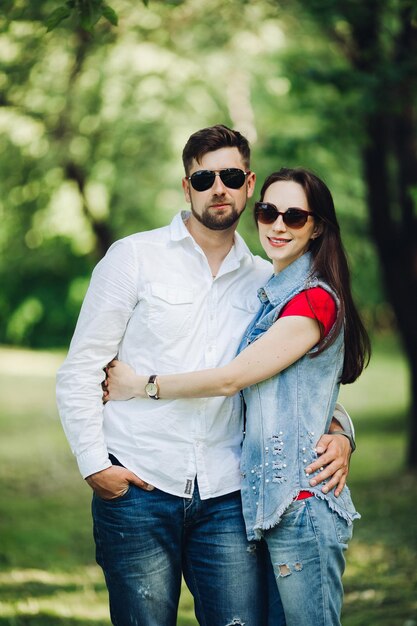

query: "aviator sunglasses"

left=187, top=168, right=250, bottom=192
left=254, top=202, right=314, bottom=228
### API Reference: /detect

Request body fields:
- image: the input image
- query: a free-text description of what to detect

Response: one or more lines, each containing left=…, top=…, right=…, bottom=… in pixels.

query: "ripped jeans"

left=263, top=496, right=353, bottom=626
left=92, top=479, right=284, bottom=626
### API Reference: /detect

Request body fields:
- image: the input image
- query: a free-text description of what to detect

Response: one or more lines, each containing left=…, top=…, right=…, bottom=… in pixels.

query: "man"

left=56, top=125, right=354, bottom=626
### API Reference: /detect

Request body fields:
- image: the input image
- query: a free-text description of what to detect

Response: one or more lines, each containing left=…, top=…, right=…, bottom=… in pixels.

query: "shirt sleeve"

left=279, top=287, right=337, bottom=338
left=56, top=237, right=139, bottom=478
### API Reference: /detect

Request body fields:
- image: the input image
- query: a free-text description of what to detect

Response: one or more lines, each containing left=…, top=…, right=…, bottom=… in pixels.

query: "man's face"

left=182, top=147, right=256, bottom=231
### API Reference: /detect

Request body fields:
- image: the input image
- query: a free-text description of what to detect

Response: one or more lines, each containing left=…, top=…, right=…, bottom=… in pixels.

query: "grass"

left=0, top=336, right=416, bottom=625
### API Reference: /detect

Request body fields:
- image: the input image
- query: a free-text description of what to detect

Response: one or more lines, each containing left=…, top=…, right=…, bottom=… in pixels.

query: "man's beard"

left=190, top=199, right=244, bottom=231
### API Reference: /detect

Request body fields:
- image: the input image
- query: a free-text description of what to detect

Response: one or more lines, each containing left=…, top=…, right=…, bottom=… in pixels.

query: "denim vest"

left=237, top=252, right=360, bottom=540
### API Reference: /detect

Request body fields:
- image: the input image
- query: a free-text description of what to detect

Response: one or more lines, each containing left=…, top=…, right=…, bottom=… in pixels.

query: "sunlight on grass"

left=0, top=568, right=196, bottom=625
left=339, top=334, right=409, bottom=418
left=0, top=567, right=108, bottom=621
left=0, top=566, right=101, bottom=585
left=0, top=594, right=109, bottom=621
left=343, top=535, right=417, bottom=625
left=0, top=339, right=415, bottom=626
left=0, top=346, right=64, bottom=377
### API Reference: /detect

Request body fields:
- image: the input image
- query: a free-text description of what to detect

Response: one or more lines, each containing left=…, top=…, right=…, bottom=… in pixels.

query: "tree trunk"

left=349, top=1, right=417, bottom=470
left=362, top=104, right=417, bottom=469
left=65, top=162, right=113, bottom=259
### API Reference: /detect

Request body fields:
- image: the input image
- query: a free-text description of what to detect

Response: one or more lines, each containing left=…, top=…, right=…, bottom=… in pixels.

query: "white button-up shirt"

left=56, top=212, right=272, bottom=499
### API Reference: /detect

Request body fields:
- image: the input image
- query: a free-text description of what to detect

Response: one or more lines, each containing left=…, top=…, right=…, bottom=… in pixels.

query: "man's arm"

left=56, top=238, right=152, bottom=495
left=331, top=402, right=356, bottom=449
left=305, top=403, right=354, bottom=497
left=104, top=359, right=354, bottom=497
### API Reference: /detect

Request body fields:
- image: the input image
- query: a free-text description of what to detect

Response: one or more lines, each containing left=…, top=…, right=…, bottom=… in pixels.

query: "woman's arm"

left=105, top=315, right=321, bottom=401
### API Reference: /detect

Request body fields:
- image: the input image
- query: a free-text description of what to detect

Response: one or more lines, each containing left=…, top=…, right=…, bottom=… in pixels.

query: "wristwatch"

left=145, top=374, right=159, bottom=400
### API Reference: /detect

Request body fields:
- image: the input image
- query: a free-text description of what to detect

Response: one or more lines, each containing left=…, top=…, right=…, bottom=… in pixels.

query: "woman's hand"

left=103, top=360, right=143, bottom=401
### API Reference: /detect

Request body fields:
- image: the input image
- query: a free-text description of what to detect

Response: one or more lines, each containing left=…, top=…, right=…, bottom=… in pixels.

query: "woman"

left=104, top=167, right=370, bottom=625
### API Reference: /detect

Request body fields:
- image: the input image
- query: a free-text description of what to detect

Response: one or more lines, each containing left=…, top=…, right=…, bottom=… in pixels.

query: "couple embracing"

left=57, top=124, right=370, bottom=626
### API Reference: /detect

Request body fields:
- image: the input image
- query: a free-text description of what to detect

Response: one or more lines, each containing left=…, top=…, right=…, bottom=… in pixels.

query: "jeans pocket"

left=277, top=499, right=309, bottom=531
left=95, top=484, right=132, bottom=503
left=331, top=511, right=353, bottom=544
left=281, top=498, right=307, bottom=517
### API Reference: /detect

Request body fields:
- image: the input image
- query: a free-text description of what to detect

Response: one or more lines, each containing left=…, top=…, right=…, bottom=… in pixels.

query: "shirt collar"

left=169, top=211, right=193, bottom=242
left=169, top=211, right=254, bottom=264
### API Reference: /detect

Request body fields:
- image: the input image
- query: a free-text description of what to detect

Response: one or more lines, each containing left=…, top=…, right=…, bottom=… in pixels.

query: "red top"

left=279, top=287, right=336, bottom=338
left=279, top=287, right=337, bottom=500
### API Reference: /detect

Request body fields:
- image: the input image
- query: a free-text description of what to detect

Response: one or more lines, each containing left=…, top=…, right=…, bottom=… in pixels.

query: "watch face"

left=145, top=382, right=158, bottom=396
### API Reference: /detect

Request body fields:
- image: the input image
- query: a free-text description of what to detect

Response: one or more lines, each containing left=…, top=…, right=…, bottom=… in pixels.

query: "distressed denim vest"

left=237, top=252, right=360, bottom=541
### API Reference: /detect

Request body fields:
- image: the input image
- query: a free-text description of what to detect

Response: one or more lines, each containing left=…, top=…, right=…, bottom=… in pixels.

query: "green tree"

left=5, top=0, right=413, bottom=463
left=0, top=1, right=257, bottom=345
left=278, top=0, right=417, bottom=467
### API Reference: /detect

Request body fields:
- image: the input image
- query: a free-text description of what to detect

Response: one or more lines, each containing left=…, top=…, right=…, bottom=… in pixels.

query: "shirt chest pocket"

left=230, top=297, right=260, bottom=341
left=147, top=282, right=194, bottom=339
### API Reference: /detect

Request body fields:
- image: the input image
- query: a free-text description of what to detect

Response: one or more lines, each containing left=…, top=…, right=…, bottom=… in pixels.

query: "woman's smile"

left=259, top=180, right=317, bottom=272
left=267, top=236, right=292, bottom=247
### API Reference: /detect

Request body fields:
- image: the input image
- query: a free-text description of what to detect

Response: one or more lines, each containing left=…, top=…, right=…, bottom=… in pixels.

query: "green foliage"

left=46, top=0, right=119, bottom=32
left=0, top=0, right=390, bottom=348
left=45, top=6, right=72, bottom=32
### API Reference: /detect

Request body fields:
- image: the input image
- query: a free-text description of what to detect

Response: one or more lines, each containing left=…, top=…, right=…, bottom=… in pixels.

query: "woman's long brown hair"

left=258, top=167, right=371, bottom=384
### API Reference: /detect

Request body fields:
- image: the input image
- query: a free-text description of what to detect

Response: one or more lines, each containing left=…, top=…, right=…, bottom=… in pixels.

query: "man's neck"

left=185, top=214, right=237, bottom=278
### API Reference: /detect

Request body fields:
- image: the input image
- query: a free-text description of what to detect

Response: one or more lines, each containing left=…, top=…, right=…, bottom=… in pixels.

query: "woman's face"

left=258, top=180, right=319, bottom=273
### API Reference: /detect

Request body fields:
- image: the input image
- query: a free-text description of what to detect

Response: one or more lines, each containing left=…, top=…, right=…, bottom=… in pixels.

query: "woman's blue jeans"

left=92, top=480, right=284, bottom=626
left=263, top=497, right=353, bottom=626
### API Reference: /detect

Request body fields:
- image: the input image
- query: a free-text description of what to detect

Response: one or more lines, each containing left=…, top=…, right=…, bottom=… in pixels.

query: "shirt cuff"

left=333, top=402, right=356, bottom=451
left=76, top=446, right=112, bottom=479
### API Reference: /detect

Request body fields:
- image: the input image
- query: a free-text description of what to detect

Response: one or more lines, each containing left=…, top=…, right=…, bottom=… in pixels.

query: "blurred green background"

left=0, top=1, right=416, bottom=624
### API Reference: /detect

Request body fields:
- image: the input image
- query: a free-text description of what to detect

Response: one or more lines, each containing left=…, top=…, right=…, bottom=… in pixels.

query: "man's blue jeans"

left=92, top=479, right=284, bottom=626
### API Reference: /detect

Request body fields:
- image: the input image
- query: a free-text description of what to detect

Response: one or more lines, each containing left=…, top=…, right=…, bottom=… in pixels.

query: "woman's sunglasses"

left=254, top=202, right=314, bottom=228
left=187, top=168, right=250, bottom=192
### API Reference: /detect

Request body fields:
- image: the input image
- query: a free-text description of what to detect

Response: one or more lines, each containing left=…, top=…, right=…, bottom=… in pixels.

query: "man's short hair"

left=182, top=124, right=251, bottom=175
